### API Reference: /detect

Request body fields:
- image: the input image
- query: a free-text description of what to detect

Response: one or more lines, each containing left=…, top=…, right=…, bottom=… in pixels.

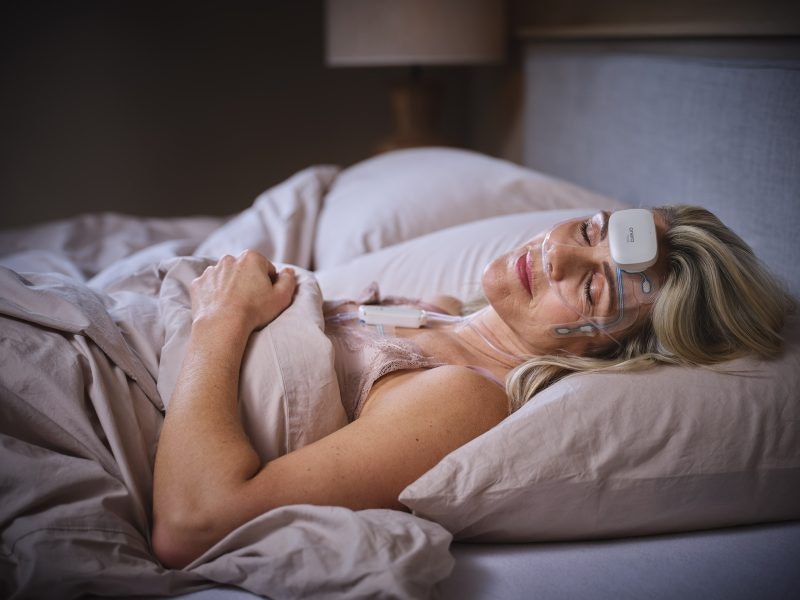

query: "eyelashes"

left=584, top=274, right=595, bottom=306
left=580, top=220, right=595, bottom=305
left=579, top=220, right=591, bottom=244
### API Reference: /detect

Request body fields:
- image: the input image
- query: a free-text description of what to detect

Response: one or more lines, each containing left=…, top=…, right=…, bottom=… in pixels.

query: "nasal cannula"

left=325, top=305, right=527, bottom=362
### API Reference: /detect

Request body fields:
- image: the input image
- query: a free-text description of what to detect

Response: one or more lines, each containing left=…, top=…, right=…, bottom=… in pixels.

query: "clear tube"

left=325, top=307, right=462, bottom=327
left=326, top=305, right=529, bottom=363
left=426, top=312, right=462, bottom=324
left=325, top=310, right=360, bottom=324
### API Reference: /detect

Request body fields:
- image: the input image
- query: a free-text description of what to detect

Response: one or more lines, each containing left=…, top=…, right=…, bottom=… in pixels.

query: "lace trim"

left=324, top=283, right=444, bottom=421
left=351, top=337, right=441, bottom=420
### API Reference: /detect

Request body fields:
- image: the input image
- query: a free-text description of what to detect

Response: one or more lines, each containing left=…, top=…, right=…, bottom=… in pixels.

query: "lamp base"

left=375, top=78, right=448, bottom=154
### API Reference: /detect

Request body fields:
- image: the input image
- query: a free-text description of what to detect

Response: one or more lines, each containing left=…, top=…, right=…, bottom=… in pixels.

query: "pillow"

left=314, top=148, right=624, bottom=269
left=196, top=165, right=339, bottom=269
left=399, top=321, right=800, bottom=541
left=318, top=206, right=800, bottom=542
left=316, top=209, right=599, bottom=301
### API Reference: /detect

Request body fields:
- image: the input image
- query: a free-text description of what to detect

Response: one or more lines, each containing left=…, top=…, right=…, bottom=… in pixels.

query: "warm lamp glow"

left=326, top=0, right=506, bottom=67
left=325, top=0, right=507, bottom=152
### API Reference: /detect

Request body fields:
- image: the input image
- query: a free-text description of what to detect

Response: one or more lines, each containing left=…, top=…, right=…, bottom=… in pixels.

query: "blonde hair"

left=507, top=205, right=796, bottom=412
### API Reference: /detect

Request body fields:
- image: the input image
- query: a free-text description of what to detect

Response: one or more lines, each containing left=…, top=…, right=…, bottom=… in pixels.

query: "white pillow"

left=314, top=148, right=623, bottom=269
left=196, top=165, right=339, bottom=269
left=399, top=319, right=800, bottom=541
left=316, top=209, right=598, bottom=301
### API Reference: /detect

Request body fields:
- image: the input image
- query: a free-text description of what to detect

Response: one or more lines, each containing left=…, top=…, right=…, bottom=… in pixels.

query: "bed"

left=2, top=44, right=799, bottom=599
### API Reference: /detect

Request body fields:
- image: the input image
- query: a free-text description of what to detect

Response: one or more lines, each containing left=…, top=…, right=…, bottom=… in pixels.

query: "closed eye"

left=580, top=220, right=591, bottom=244
left=584, top=273, right=594, bottom=306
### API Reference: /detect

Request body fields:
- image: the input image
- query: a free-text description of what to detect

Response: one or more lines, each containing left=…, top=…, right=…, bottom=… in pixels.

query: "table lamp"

left=325, top=0, right=506, bottom=152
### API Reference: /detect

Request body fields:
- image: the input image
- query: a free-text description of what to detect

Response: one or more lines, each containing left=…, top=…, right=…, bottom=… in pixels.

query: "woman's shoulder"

left=362, top=364, right=508, bottom=425
left=429, top=364, right=506, bottom=397
left=421, top=295, right=463, bottom=316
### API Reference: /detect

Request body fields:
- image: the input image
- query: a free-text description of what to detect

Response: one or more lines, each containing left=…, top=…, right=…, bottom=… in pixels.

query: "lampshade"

left=325, top=0, right=506, bottom=66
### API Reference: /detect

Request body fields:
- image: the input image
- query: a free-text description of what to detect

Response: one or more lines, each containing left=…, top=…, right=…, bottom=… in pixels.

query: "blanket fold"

left=0, top=267, right=161, bottom=409
left=0, top=166, right=454, bottom=599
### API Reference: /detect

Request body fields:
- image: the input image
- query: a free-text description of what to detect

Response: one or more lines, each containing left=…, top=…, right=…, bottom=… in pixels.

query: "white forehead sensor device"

left=358, top=305, right=427, bottom=328
left=608, top=208, right=658, bottom=272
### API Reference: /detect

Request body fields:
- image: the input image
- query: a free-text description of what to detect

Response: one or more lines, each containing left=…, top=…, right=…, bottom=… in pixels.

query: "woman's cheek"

left=481, top=258, right=506, bottom=305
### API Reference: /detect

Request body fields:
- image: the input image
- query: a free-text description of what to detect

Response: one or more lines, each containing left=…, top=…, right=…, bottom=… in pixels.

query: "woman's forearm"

left=152, top=316, right=260, bottom=566
left=151, top=252, right=296, bottom=568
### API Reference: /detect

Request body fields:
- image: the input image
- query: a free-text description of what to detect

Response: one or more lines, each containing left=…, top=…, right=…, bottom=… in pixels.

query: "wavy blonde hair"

left=506, top=205, right=796, bottom=412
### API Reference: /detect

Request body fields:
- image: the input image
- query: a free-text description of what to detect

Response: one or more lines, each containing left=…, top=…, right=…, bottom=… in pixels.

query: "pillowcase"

left=196, top=165, right=339, bottom=269
left=399, top=320, right=800, bottom=541
left=316, top=209, right=598, bottom=301
left=314, top=148, right=623, bottom=269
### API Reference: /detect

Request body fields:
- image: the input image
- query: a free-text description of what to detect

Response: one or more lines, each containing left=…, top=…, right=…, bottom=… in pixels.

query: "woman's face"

left=482, top=210, right=666, bottom=356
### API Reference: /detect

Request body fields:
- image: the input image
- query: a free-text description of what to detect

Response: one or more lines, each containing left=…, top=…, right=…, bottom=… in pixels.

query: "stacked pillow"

left=316, top=209, right=595, bottom=300
left=314, top=147, right=622, bottom=270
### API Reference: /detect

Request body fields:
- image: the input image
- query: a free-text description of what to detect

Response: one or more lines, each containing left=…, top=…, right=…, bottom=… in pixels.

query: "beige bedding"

left=6, top=150, right=797, bottom=598
left=0, top=166, right=454, bottom=599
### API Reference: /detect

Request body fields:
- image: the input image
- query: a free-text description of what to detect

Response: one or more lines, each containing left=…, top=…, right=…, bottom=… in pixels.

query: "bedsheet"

left=0, top=166, right=454, bottom=599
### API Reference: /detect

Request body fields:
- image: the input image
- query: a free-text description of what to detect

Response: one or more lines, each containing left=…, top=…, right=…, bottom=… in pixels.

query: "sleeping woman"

left=152, top=204, right=794, bottom=568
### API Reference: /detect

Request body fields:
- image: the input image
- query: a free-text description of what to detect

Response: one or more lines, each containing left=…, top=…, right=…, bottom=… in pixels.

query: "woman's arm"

left=151, top=251, right=507, bottom=569
left=151, top=250, right=297, bottom=568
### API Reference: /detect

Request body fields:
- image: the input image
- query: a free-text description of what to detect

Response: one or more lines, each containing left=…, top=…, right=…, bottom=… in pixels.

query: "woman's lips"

left=516, top=251, right=532, bottom=295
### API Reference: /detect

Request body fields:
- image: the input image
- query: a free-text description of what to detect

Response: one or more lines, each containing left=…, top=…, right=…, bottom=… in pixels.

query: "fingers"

left=273, top=267, right=297, bottom=306
left=264, top=260, right=278, bottom=283
left=207, top=252, right=294, bottom=288
left=237, top=250, right=276, bottom=279
left=191, top=251, right=298, bottom=330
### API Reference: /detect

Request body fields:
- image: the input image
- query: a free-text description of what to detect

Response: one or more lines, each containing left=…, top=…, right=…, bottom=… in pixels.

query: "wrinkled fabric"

left=0, top=165, right=454, bottom=599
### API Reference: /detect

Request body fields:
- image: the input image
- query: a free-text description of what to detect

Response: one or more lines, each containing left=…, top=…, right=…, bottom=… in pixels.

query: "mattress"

left=172, top=522, right=800, bottom=600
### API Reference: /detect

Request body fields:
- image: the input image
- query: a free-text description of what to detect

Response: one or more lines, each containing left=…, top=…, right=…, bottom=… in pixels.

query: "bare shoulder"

left=362, top=364, right=509, bottom=426
left=421, top=294, right=462, bottom=315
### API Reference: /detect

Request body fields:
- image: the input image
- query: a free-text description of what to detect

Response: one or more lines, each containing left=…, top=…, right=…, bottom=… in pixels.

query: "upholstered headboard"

left=522, top=42, right=800, bottom=298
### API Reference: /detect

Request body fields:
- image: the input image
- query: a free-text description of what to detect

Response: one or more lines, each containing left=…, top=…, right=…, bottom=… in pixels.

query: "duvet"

left=0, top=167, right=454, bottom=599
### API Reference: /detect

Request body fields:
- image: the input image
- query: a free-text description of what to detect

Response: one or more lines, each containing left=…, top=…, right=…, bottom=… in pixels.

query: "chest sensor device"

left=358, top=305, right=428, bottom=328
left=608, top=208, right=658, bottom=273
left=355, top=305, right=463, bottom=329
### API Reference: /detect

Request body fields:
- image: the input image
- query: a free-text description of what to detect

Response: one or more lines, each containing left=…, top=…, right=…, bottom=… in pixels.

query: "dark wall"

left=1, top=1, right=509, bottom=227
left=512, top=0, right=800, bottom=35
left=2, top=1, right=796, bottom=228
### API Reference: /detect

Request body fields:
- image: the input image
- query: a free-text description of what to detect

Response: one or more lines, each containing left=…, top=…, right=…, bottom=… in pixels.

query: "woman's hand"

left=190, top=250, right=297, bottom=333
left=153, top=251, right=296, bottom=568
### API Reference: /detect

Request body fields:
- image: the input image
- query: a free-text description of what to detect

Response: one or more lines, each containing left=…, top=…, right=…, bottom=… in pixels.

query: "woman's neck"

left=455, top=307, right=531, bottom=366
left=403, top=307, right=529, bottom=383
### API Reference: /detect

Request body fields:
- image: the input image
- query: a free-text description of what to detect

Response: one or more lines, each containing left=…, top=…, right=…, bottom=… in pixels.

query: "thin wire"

left=325, top=310, right=359, bottom=323
left=425, top=311, right=462, bottom=324
left=461, top=313, right=529, bottom=364
left=325, top=308, right=462, bottom=326
left=327, top=305, right=527, bottom=363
